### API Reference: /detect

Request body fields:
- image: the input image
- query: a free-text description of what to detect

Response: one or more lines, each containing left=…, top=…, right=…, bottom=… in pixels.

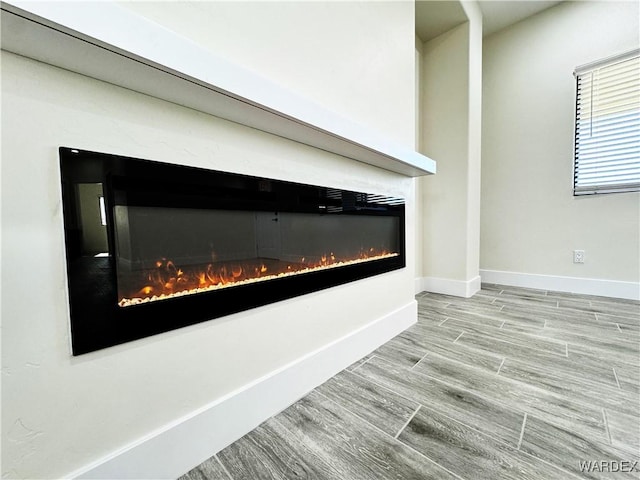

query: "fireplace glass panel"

left=114, top=206, right=400, bottom=307
left=59, top=147, right=405, bottom=355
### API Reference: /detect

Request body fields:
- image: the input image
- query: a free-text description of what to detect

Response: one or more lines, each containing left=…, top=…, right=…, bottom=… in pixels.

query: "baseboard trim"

left=416, top=275, right=481, bottom=298
left=70, top=301, right=417, bottom=480
left=480, top=269, right=640, bottom=300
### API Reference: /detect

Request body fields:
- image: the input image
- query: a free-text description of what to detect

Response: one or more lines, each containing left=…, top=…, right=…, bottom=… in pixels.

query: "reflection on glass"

left=99, top=196, right=107, bottom=227
left=76, top=183, right=108, bottom=256
left=113, top=206, right=399, bottom=307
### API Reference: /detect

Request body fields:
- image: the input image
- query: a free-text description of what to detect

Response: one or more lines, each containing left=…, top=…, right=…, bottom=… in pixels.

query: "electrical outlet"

left=573, top=250, right=585, bottom=264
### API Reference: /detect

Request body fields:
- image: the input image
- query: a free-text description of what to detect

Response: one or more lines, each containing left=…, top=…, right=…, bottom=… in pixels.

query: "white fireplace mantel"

left=0, top=1, right=436, bottom=177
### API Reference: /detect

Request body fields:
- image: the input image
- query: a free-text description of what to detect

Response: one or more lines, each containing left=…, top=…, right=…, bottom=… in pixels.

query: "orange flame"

left=118, top=248, right=398, bottom=307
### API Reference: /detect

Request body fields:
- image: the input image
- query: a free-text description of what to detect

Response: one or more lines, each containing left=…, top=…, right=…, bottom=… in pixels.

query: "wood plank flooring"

left=180, top=285, right=640, bottom=480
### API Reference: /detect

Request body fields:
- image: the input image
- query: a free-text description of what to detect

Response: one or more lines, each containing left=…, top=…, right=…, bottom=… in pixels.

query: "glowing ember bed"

left=60, top=147, right=405, bottom=355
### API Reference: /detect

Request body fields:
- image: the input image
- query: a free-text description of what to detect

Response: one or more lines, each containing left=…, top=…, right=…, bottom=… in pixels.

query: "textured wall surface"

left=0, top=2, right=417, bottom=478
left=481, top=1, right=640, bottom=282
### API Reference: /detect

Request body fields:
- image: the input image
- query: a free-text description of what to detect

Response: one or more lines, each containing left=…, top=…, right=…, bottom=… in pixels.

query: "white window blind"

left=574, top=50, right=640, bottom=195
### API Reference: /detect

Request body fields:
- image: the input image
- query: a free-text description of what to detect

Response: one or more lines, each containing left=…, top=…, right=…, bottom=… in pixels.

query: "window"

left=99, top=195, right=107, bottom=226
left=573, top=50, right=640, bottom=195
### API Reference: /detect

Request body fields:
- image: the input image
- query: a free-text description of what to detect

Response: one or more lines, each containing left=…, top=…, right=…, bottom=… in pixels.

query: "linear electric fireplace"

left=60, top=147, right=406, bottom=355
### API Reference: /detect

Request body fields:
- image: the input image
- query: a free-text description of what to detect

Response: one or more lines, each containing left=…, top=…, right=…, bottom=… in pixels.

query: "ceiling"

left=415, top=1, right=467, bottom=42
left=416, top=0, right=564, bottom=42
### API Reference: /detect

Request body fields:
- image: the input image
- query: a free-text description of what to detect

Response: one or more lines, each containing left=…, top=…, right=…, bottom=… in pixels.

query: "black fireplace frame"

left=59, top=147, right=406, bottom=355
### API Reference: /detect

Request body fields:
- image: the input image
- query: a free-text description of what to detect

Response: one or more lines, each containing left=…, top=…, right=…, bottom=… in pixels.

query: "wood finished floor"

left=179, top=285, right=640, bottom=480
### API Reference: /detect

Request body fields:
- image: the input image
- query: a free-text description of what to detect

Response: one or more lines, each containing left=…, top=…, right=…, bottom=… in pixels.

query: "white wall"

left=414, top=35, right=425, bottom=288
left=482, top=1, right=640, bottom=293
left=0, top=2, right=417, bottom=478
left=463, top=1, right=483, bottom=283
left=116, top=1, right=415, bottom=148
left=420, top=24, right=471, bottom=280
left=415, top=0, right=483, bottom=297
